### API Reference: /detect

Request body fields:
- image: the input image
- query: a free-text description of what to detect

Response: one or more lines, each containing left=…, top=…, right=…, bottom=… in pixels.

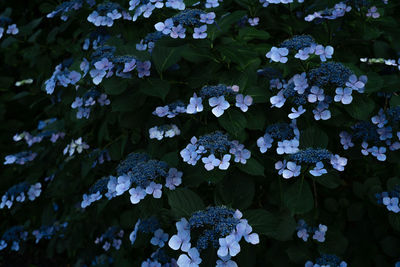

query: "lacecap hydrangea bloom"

left=0, top=226, right=28, bottom=252
left=340, top=107, right=400, bottom=161
left=0, top=16, right=19, bottom=39
left=44, top=59, right=81, bottom=95
left=0, top=182, right=42, bottom=209
left=63, top=137, right=90, bottom=156
left=4, top=151, right=37, bottom=165
left=168, top=207, right=259, bottom=267
left=32, top=222, right=68, bottom=244
left=257, top=120, right=300, bottom=154
left=268, top=62, right=367, bottom=121
left=13, top=118, right=65, bottom=146
left=275, top=148, right=347, bottom=179
left=296, top=220, right=328, bottom=242
left=71, top=91, right=111, bottom=119
left=180, top=131, right=251, bottom=171
left=376, top=186, right=400, bottom=213
left=81, top=153, right=182, bottom=208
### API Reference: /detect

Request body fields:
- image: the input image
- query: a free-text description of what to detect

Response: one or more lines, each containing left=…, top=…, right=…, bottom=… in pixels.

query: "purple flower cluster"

left=149, top=124, right=181, bottom=140
left=340, top=107, right=400, bottom=161
left=376, top=186, right=400, bottom=213
left=71, top=91, right=111, bottom=119
left=13, top=118, right=65, bottom=146
left=180, top=131, right=251, bottom=171
left=0, top=182, right=42, bottom=209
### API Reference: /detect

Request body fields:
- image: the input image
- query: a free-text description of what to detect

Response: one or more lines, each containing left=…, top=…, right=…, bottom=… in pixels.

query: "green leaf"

left=238, top=158, right=265, bottom=177
left=216, top=176, right=255, bottom=209
left=345, top=95, right=375, bottom=120
left=152, top=45, right=184, bottom=74
left=208, top=10, right=247, bottom=41
left=238, top=27, right=270, bottom=41
left=140, top=78, right=170, bottom=101
left=365, top=72, right=383, bottom=93
left=283, top=179, right=314, bottom=215
left=314, top=173, right=342, bottom=189
left=300, top=126, right=328, bottom=148
left=245, top=209, right=296, bottom=241
left=103, top=78, right=129, bottom=95
left=218, top=109, right=247, bottom=138
left=167, top=188, right=205, bottom=218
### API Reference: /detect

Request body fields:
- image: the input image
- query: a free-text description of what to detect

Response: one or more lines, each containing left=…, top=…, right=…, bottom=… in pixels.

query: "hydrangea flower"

left=266, top=47, right=289, bottom=63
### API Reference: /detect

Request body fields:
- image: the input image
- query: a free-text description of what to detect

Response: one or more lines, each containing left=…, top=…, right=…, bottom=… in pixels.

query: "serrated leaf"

left=167, top=188, right=205, bottom=218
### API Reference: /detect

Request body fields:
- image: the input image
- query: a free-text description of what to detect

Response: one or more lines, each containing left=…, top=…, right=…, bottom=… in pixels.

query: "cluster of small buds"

left=95, top=226, right=124, bottom=251
left=340, top=107, right=400, bottom=161
left=154, top=9, right=216, bottom=40
left=149, top=124, right=181, bottom=140
left=168, top=207, right=259, bottom=267
left=71, top=92, right=111, bottom=119
left=63, top=137, right=90, bottom=156
left=82, top=46, right=151, bottom=84
left=0, top=16, right=18, bottom=39
left=13, top=118, right=65, bottom=146
left=0, top=226, right=28, bottom=251
left=267, top=35, right=335, bottom=63
left=180, top=131, right=251, bottom=171
left=305, top=2, right=352, bottom=22
left=0, top=182, right=42, bottom=209
left=81, top=153, right=182, bottom=208
left=275, top=148, right=347, bottom=179
left=15, top=78, right=34, bottom=87
left=153, top=100, right=187, bottom=118
left=259, top=0, right=304, bottom=7
left=129, top=0, right=186, bottom=23
left=87, top=2, right=131, bottom=27
left=4, top=151, right=37, bottom=165
left=45, top=62, right=81, bottom=95
left=376, top=186, right=400, bottom=213
left=187, top=84, right=252, bottom=117
left=257, top=120, right=300, bottom=154
left=269, top=62, right=366, bottom=121
left=296, top=220, right=328, bottom=242
left=360, top=57, right=400, bottom=71
left=305, top=254, right=347, bottom=267
left=32, top=222, right=68, bottom=244
left=47, top=0, right=95, bottom=21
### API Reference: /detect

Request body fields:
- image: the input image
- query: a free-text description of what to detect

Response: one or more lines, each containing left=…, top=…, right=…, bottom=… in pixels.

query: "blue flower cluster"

left=149, top=124, right=181, bottom=140
left=257, top=120, right=299, bottom=154
left=89, top=149, right=111, bottom=168
left=153, top=100, right=187, bottom=118
left=305, top=254, right=347, bottom=267
left=95, top=226, right=124, bottom=251
left=180, top=131, right=251, bottom=170
left=340, top=107, right=400, bottom=161
left=168, top=207, right=259, bottom=267
left=82, top=153, right=182, bottom=208
left=376, top=186, right=400, bottom=213
left=71, top=90, right=111, bottom=119
left=0, top=226, right=28, bottom=251
left=296, top=220, right=328, bottom=242
left=32, top=222, right=68, bottom=244
left=0, top=16, right=18, bottom=39
left=275, top=148, right=347, bottom=179
left=82, top=45, right=151, bottom=85
left=0, top=182, right=42, bottom=209
left=47, top=0, right=95, bottom=21
left=4, top=151, right=37, bottom=165
left=129, top=218, right=178, bottom=266
left=154, top=9, right=216, bottom=40
left=45, top=61, right=82, bottom=95
left=267, top=35, right=335, bottom=63
left=87, top=2, right=131, bottom=27
left=259, top=0, right=304, bottom=7
left=269, top=62, right=366, bottom=121
left=129, top=0, right=185, bottom=23
left=13, top=118, right=65, bottom=146
left=305, top=2, right=352, bottom=22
